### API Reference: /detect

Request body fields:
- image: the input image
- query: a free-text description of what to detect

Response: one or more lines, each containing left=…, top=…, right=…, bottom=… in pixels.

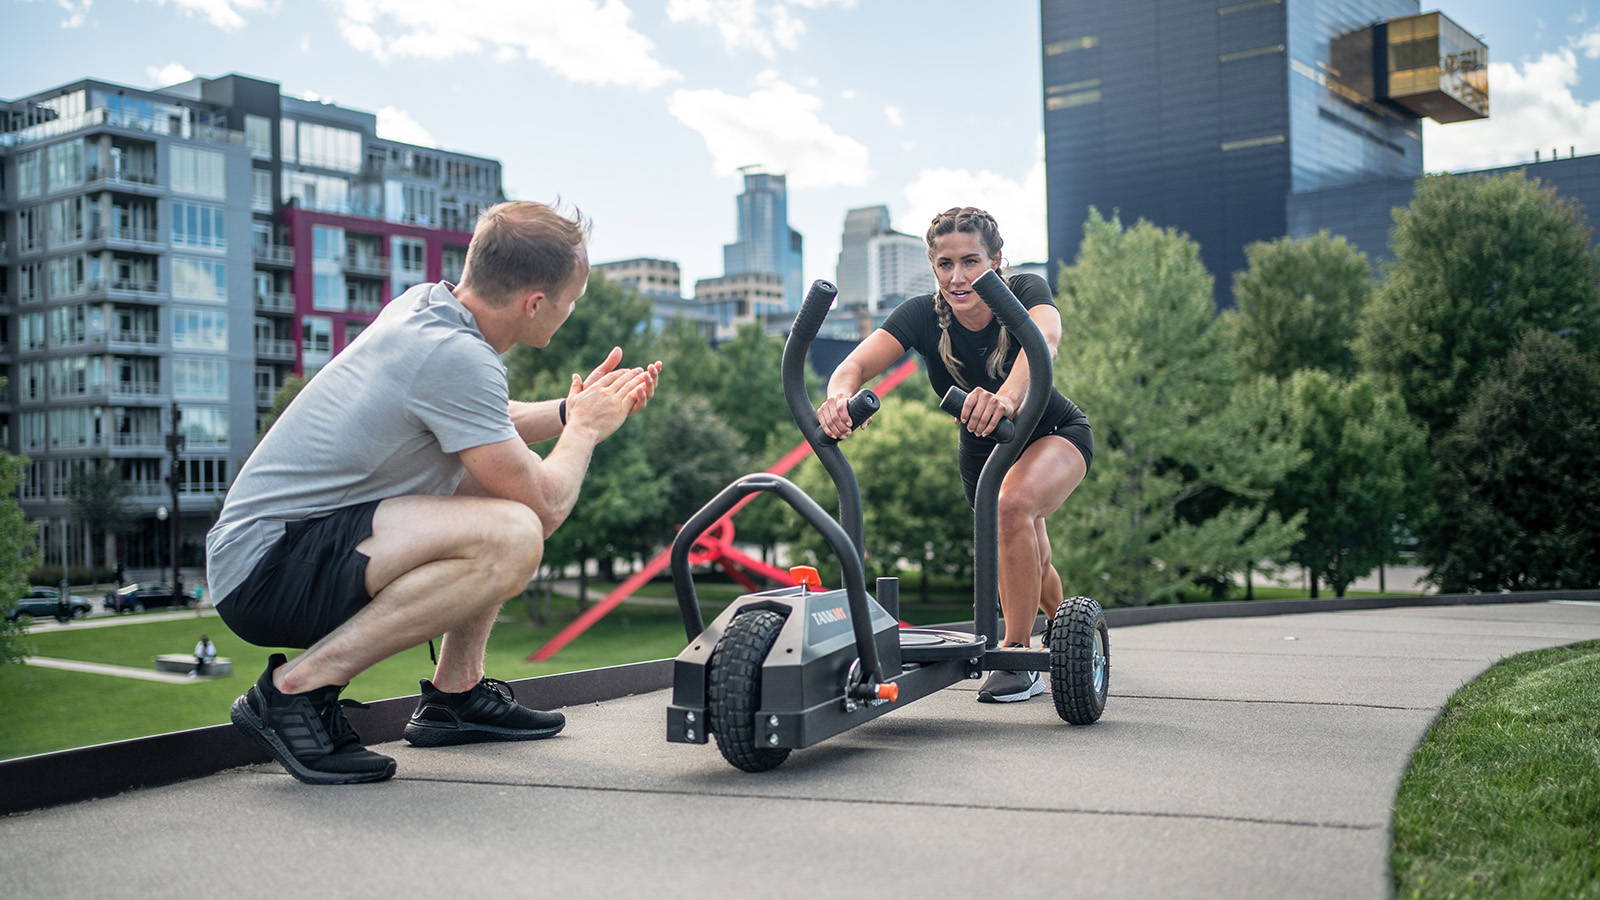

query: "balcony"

left=112, top=432, right=165, bottom=450
left=83, top=164, right=164, bottom=195
left=343, top=252, right=389, bottom=277
left=253, top=245, right=295, bottom=267
left=109, top=329, right=162, bottom=351
left=255, top=338, right=296, bottom=360
left=95, top=225, right=164, bottom=248
left=108, top=380, right=162, bottom=401
left=2, top=107, right=243, bottom=149
left=256, top=386, right=276, bottom=407
left=255, top=292, right=295, bottom=314
left=109, top=279, right=163, bottom=298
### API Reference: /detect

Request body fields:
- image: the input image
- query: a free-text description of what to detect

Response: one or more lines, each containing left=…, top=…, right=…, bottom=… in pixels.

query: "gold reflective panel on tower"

left=1380, top=11, right=1489, bottom=123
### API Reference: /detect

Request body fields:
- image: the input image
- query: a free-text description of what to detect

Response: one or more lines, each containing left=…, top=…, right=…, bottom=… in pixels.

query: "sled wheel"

left=1050, top=595, right=1109, bottom=724
left=707, top=610, right=791, bottom=772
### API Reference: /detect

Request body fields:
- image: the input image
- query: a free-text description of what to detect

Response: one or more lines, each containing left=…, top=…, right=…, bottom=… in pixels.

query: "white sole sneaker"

left=976, top=670, right=1044, bottom=703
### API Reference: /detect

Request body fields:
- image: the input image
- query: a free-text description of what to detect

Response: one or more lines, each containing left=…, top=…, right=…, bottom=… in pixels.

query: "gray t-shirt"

left=206, top=282, right=519, bottom=605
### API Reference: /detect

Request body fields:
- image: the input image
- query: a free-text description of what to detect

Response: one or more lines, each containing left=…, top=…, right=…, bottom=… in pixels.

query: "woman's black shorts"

left=216, top=501, right=380, bottom=650
left=959, top=413, right=1094, bottom=507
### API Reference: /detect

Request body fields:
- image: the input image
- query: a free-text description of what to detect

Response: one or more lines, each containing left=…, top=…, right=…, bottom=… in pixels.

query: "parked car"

left=105, top=582, right=190, bottom=614
left=5, top=586, right=92, bottom=622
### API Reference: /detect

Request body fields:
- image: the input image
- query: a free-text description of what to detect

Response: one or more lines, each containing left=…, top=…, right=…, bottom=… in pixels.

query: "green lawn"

left=2, top=572, right=1425, bottom=761
left=1391, top=639, right=1600, bottom=898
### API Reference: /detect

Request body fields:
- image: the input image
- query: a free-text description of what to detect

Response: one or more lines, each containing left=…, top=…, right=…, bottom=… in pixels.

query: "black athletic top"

left=879, top=272, right=1084, bottom=453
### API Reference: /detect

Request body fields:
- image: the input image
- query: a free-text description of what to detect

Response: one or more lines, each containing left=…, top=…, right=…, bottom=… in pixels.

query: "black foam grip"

left=846, top=389, right=880, bottom=429
left=971, top=269, right=1030, bottom=331
left=791, top=279, right=839, bottom=343
left=939, top=386, right=1015, bottom=443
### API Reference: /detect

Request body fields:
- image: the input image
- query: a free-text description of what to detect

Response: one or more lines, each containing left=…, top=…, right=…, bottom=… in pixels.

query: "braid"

left=926, top=207, right=1012, bottom=383
left=933, top=289, right=968, bottom=389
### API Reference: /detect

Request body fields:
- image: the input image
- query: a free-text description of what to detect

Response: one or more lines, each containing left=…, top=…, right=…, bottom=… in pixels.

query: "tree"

left=0, top=450, right=42, bottom=664
left=1355, top=171, right=1600, bottom=437
left=1273, top=371, right=1430, bottom=597
left=504, top=272, right=656, bottom=392
left=1050, top=211, right=1304, bottom=606
left=709, top=323, right=789, bottom=456
left=68, top=463, right=136, bottom=585
left=1226, top=231, right=1371, bottom=380
left=256, top=375, right=310, bottom=442
left=1423, top=331, right=1600, bottom=592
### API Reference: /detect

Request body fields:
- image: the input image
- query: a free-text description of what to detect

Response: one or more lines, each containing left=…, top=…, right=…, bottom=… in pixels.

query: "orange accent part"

left=789, top=566, right=822, bottom=590
left=875, top=683, right=900, bottom=702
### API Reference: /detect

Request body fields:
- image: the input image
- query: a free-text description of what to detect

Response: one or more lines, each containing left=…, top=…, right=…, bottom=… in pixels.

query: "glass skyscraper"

left=722, top=168, right=804, bottom=310
left=1041, top=0, right=1486, bottom=305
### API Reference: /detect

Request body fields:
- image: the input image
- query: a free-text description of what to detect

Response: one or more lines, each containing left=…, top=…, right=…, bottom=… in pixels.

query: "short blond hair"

left=460, top=201, right=590, bottom=307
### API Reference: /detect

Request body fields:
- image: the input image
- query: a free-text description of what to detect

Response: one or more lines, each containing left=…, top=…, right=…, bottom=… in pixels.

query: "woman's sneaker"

left=977, top=669, right=1044, bottom=703
left=229, top=653, right=396, bottom=785
left=404, top=677, right=566, bottom=747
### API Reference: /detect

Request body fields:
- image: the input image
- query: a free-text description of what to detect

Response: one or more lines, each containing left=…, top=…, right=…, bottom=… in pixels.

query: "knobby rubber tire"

left=707, top=610, right=790, bottom=772
left=1049, top=595, right=1108, bottom=724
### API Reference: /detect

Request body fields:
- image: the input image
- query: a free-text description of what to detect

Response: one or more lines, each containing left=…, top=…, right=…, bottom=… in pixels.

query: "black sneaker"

left=977, top=669, right=1044, bottom=703
left=229, top=653, right=396, bottom=785
left=404, top=677, right=565, bottom=747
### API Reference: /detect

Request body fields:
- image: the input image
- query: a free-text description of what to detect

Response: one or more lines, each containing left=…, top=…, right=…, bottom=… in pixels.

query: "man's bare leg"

left=273, top=494, right=542, bottom=695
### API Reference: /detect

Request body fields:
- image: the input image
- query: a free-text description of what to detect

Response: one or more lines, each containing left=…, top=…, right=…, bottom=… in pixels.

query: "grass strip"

left=1391, top=639, right=1600, bottom=898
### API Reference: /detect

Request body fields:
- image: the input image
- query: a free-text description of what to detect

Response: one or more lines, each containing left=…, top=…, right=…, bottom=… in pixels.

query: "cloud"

left=56, top=0, right=91, bottom=28
left=151, top=0, right=271, bottom=30
left=1424, top=35, right=1600, bottom=172
left=666, top=0, right=854, bottom=58
left=146, top=62, right=196, bottom=86
left=896, top=140, right=1048, bottom=264
left=884, top=105, right=904, bottom=127
left=333, top=0, right=679, bottom=89
left=375, top=106, right=439, bottom=148
left=668, top=72, right=869, bottom=188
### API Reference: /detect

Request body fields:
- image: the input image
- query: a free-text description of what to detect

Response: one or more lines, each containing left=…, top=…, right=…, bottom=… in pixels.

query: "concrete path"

left=2, top=601, right=1597, bottom=899
left=20, top=655, right=205, bottom=684
left=21, top=608, right=219, bottom=634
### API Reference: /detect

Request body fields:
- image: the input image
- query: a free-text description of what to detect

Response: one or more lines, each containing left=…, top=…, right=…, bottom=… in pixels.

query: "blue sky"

left=4, top=0, right=1599, bottom=287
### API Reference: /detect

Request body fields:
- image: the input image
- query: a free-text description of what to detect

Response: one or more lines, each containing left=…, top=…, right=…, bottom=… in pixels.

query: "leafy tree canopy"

left=1226, top=231, right=1371, bottom=380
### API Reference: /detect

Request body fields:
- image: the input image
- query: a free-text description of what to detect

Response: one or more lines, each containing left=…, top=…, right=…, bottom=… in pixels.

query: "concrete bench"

left=154, top=654, right=233, bottom=677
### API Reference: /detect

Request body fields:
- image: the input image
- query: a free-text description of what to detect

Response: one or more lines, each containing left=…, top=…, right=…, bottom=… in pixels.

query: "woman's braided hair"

left=926, top=207, right=1008, bottom=389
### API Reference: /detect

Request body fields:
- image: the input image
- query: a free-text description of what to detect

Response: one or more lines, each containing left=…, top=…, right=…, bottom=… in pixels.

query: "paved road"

left=3, top=601, right=1597, bottom=898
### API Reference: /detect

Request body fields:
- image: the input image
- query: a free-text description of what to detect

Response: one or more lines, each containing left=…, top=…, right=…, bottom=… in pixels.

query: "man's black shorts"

left=216, top=501, right=381, bottom=650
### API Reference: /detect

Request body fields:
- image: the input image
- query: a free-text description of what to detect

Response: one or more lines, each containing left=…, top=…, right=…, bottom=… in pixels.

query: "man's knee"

left=482, top=502, right=544, bottom=589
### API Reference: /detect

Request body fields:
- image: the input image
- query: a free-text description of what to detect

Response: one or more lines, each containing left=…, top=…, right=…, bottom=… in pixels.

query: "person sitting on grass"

left=206, top=201, right=662, bottom=785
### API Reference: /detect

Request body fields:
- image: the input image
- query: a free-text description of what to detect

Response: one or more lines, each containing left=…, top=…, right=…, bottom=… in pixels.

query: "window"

left=49, top=305, right=104, bottom=346
left=313, top=274, right=347, bottom=311
left=21, top=362, right=45, bottom=401
left=252, top=169, right=273, bottom=212
left=20, top=313, right=46, bottom=350
left=45, top=140, right=85, bottom=191
left=401, top=183, right=438, bottom=226
left=173, top=357, right=228, bottom=399
left=292, top=121, right=362, bottom=172
left=172, top=308, right=229, bottom=350
left=172, top=257, right=228, bottom=301
left=301, top=316, right=332, bottom=355
left=170, top=145, right=225, bottom=198
left=179, top=406, right=230, bottom=449
left=18, top=208, right=40, bottom=253
left=49, top=407, right=103, bottom=449
left=285, top=171, right=351, bottom=212
left=393, top=237, right=425, bottom=273
left=21, top=413, right=46, bottom=452
left=46, top=255, right=100, bottom=298
left=344, top=322, right=367, bottom=346
left=48, top=357, right=104, bottom=398
left=21, top=462, right=45, bottom=500
left=280, top=118, right=297, bottom=163
left=171, top=201, right=226, bottom=250
left=441, top=246, right=466, bottom=283
left=17, top=151, right=41, bottom=198
left=312, top=226, right=345, bottom=263
left=17, top=264, right=41, bottom=303
left=179, top=458, right=231, bottom=494
left=45, top=197, right=91, bottom=247
left=245, top=115, right=272, bottom=158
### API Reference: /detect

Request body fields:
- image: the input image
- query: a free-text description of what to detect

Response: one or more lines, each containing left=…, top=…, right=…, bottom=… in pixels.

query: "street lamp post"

left=164, top=402, right=185, bottom=602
